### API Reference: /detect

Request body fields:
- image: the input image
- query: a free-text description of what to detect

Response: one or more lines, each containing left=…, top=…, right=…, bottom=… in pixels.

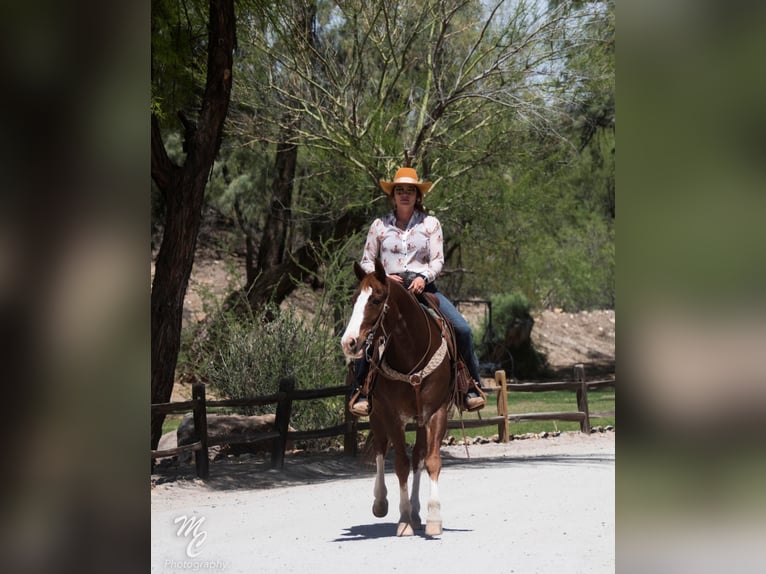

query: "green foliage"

left=151, top=0, right=209, bottom=128
left=493, top=291, right=532, bottom=326
left=159, top=0, right=616, bottom=402
left=183, top=234, right=361, bottom=442
left=474, top=291, right=530, bottom=348
left=434, top=0, right=615, bottom=311
left=189, top=0, right=614, bottom=314
left=474, top=290, right=547, bottom=379
left=190, top=302, right=346, bottom=434
left=444, top=156, right=615, bottom=311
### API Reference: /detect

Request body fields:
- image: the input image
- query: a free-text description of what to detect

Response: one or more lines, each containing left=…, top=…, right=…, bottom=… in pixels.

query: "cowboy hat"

left=379, top=167, right=433, bottom=196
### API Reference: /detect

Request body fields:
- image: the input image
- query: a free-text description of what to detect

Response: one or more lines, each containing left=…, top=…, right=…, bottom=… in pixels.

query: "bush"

left=492, top=291, right=531, bottom=330
left=476, top=290, right=548, bottom=379
left=189, top=302, right=347, bottom=439
left=475, top=291, right=531, bottom=354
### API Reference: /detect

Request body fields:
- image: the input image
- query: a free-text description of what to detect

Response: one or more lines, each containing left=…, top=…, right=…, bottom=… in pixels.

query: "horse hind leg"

left=424, top=410, right=447, bottom=536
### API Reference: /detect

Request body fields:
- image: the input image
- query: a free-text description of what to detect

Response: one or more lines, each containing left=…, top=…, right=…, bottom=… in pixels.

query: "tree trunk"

left=255, top=115, right=299, bottom=273
left=150, top=0, right=236, bottom=449
left=250, top=1, right=316, bottom=281
left=245, top=210, right=366, bottom=309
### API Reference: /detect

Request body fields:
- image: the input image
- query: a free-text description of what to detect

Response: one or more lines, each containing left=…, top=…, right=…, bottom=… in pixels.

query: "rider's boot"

left=463, top=379, right=486, bottom=412
left=349, top=357, right=371, bottom=417
left=349, top=385, right=370, bottom=417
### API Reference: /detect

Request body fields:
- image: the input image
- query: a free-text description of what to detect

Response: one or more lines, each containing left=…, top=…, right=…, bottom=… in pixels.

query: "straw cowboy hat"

left=379, top=167, right=433, bottom=196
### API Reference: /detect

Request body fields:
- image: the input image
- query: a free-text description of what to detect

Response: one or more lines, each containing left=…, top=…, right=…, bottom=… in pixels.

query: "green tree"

left=150, top=0, right=236, bottom=448
left=220, top=0, right=606, bottom=310
left=151, top=1, right=616, bottom=436
left=444, top=0, right=615, bottom=309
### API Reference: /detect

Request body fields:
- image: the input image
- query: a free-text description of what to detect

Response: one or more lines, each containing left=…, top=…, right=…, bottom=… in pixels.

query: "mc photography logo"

left=163, top=513, right=228, bottom=571
left=174, top=514, right=208, bottom=557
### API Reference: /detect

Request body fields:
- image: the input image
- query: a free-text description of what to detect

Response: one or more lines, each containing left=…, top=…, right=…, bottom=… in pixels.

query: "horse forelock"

left=359, top=273, right=389, bottom=326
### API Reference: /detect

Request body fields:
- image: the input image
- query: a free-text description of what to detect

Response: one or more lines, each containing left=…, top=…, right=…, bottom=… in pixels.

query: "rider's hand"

left=408, top=276, right=426, bottom=294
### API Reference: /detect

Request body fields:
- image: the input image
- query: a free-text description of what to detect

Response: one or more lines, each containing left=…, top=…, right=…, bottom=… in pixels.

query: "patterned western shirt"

left=359, top=210, right=444, bottom=284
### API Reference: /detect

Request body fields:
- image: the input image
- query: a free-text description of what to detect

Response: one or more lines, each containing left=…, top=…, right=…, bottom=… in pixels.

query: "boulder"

left=176, top=413, right=294, bottom=461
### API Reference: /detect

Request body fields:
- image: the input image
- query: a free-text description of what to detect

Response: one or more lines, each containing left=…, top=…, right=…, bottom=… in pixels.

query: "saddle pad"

left=419, top=302, right=441, bottom=322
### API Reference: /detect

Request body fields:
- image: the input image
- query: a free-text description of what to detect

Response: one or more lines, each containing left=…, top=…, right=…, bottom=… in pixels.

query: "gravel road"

left=151, top=432, right=614, bottom=574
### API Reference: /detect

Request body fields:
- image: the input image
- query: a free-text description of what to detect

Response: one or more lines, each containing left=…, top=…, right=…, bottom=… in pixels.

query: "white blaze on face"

left=341, top=286, right=372, bottom=358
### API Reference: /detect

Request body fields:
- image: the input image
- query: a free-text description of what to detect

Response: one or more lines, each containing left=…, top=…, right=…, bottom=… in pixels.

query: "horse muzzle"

left=341, top=335, right=364, bottom=360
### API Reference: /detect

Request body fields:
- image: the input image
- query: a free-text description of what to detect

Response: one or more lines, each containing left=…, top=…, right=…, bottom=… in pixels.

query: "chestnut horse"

left=340, top=258, right=453, bottom=536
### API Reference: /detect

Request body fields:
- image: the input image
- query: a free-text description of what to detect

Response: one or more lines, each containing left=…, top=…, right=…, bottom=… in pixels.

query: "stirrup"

left=348, top=389, right=370, bottom=417
left=463, top=380, right=487, bottom=412
left=464, top=393, right=486, bottom=412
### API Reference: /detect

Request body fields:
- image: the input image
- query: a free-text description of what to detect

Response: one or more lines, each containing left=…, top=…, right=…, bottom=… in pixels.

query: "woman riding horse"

left=349, top=166, right=486, bottom=416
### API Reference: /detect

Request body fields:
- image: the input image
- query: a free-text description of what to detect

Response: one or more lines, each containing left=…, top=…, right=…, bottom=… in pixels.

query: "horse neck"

left=382, top=280, right=437, bottom=364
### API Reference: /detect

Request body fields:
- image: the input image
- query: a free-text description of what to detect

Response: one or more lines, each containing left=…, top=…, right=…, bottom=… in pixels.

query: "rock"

left=157, top=431, right=177, bottom=452
left=176, top=413, right=294, bottom=462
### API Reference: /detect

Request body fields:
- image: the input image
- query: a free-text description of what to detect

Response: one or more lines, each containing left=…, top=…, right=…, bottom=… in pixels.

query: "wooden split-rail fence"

left=150, top=364, right=615, bottom=479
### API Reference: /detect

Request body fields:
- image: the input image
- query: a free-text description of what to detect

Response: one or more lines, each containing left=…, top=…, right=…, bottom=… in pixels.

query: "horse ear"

left=353, top=261, right=367, bottom=281
left=374, top=257, right=387, bottom=283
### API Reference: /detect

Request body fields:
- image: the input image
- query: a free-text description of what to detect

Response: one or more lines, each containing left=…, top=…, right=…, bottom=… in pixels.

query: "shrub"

left=475, top=290, right=548, bottom=379
left=190, top=302, right=347, bottom=439
left=475, top=291, right=531, bottom=354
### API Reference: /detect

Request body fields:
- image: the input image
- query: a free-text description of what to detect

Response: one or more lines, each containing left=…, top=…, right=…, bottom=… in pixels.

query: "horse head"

left=340, top=258, right=389, bottom=359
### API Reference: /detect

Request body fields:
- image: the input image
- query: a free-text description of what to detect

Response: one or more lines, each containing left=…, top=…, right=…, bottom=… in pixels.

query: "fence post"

left=271, top=377, right=295, bottom=469
left=495, top=370, right=510, bottom=443
left=343, top=363, right=358, bottom=457
left=192, top=382, right=209, bottom=480
left=574, top=364, right=591, bottom=434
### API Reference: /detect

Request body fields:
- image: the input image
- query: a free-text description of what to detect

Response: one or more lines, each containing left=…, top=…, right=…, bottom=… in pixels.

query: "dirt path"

left=151, top=432, right=614, bottom=573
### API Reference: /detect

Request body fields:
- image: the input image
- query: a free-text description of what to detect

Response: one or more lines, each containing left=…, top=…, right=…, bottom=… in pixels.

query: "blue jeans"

left=353, top=283, right=482, bottom=389
left=432, top=291, right=482, bottom=383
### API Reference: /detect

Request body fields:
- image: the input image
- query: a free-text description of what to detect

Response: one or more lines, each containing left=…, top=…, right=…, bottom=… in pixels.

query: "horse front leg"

left=372, top=453, right=388, bottom=518
left=424, top=470, right=442, bottom=536
left=409, top=426, right=427, bottom=530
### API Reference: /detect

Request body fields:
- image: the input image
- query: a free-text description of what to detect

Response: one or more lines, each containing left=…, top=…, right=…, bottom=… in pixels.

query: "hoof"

left=411, top=516, right=423, bottom=530
left=425, top=520, right=442, bottom=536
left=396, top=522, right=414, bottom=537
left=372, top=499, right=388, bottom=518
